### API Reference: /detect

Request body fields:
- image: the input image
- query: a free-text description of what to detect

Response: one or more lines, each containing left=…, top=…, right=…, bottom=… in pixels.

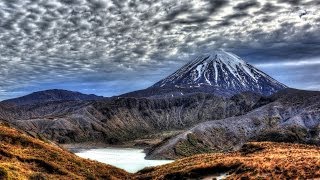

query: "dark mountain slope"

left=1, top=92, right=261, bottom=144
left=2, top=89, right=103, bottom=105
left=146, top=88, right=320, bottom=159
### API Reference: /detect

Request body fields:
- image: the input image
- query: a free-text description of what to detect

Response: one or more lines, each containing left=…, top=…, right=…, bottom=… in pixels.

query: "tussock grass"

left=0, top=122, right=130, bottom=180
left=136, top=142, right=320, bottom=179
left=2, top=120, right=320, bottom=180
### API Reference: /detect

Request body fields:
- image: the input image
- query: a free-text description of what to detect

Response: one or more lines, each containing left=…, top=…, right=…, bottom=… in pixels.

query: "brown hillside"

left=2, top=120, right=320, bottom=180
left=0, top=122, right=130, bottom=180
left=136, top=142, right=320, bottom=179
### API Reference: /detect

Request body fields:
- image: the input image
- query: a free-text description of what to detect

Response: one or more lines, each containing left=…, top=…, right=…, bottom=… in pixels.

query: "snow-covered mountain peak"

left=193, top=50, right=250, bottom=79
left=204, top=50, right=246, bottom=66
left=152, top=50, right=287, bottom=96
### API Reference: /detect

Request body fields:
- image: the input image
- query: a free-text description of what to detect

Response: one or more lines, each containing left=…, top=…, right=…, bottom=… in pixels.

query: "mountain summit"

left=152, top=50, right=287, bottom=96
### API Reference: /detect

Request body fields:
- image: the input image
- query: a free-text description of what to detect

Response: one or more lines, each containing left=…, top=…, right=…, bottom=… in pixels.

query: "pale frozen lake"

left=75, top=147, right=173, bottom=173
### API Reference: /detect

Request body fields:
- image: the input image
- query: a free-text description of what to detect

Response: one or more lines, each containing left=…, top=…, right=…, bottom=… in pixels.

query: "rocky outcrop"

left=146, top=89, right=320, bottom=159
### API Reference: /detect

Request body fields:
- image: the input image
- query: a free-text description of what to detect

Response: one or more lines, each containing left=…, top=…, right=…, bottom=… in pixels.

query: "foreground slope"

left=137, top=142, right=320, bottom=179
left=147, top=88, right=320, bottom=159
left=0, top=122, right=129, bottom=179
left=3, top=121, right=320, bottom=179
left=122, top=50, right=286, bottom=98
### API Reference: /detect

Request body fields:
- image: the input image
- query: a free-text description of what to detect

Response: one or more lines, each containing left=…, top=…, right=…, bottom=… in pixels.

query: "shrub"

left=29, top=173, right=47, bottom=180
left=0, top=167, right=8, bottom=180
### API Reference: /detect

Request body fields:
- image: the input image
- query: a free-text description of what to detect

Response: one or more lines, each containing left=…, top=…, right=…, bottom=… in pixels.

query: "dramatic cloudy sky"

left=0, top=0, right=319, bottom=99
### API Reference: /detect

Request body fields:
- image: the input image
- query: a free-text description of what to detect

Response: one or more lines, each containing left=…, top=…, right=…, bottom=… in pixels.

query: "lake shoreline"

left=61, top=142, right=150, bottom=153
left=61, top=130, right=184, bottom=153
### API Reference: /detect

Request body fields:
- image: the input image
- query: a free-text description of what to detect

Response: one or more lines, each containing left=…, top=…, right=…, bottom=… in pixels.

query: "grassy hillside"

left=0, top=122, right=130, bottom=180
left=2, top=119, right=320, bottom=179
left=137, top=142, right=320, bottom=179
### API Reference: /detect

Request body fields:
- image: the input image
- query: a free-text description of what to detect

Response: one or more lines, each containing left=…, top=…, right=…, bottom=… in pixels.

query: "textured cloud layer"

left=0, top=0, right=319, bottom=99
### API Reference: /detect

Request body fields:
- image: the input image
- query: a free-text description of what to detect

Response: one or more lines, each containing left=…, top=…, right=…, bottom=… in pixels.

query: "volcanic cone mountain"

left=122, top=50, right=287, bottom=98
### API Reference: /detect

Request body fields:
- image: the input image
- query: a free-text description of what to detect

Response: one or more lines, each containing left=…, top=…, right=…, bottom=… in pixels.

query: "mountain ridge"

left=1, top=89, right=104, bottom=105
left=0, top=91, right=262, bottom=145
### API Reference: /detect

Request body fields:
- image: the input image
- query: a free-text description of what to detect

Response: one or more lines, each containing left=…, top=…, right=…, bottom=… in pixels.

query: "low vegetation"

left=174, top=133, right=212, bottom=157
left=0, top=122, right=130, bottom=180
left=2, top=120, right=320, bottom=179
left=136, top=142, right=320, bottom=179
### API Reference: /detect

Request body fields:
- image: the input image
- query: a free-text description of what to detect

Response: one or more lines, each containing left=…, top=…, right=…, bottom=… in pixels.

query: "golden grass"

left=2, top=120, right=320, bottom=180
left=136, top=142, right=320, bottom=179
left=0, top=122, right=130, bottom=180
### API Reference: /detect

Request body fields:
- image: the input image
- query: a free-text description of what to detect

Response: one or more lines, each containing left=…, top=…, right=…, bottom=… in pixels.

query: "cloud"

left=255, top=58, right=320, bottom=68
left=255, top=58, right=320, bottom=92
left=0, top=0, right=319, bottom=99
left=278, top=0, right=301, bottom=5
left=234, top=0, right=260, bottom=11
